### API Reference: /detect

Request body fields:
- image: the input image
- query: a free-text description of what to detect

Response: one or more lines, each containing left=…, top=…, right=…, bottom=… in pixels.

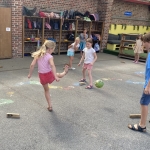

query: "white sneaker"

left=70, top=67, right=76, bottom=70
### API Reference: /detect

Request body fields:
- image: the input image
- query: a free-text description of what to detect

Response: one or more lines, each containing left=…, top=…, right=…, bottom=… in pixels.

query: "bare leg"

left=56, top=65, right=69, bottom=78
left=128, top=105, right=148, bottom=130
left=68, top=57, right=71, bottom=68
left=42, top=84, right=52, bottom=111
left=80, top=51, right=82, bottom=57
left=139, top=105, right=148, bottom=127
left=134, top=53, right=136, bottom=61
left=69, top=56, right=74, bottom=68
left=82, top=68, right=86, bottom=79
left=135, top=53, right=137, bottom=61
left=137, top=53, right=139, bottom=62
left=87, top=69, right=93, bottom=86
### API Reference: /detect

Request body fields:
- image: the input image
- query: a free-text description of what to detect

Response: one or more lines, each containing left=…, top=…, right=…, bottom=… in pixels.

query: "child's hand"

left=144, top=86, right=150, bottom=95
left=78, top=63, right=81, bottom=66
left=90, top=62, right=94, bottom=66
left=55, top=77, right=60, bottom=82
left=28, top=74, right=31, bottom=78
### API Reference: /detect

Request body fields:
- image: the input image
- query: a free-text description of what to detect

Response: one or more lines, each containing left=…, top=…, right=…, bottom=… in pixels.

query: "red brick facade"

left=112, top=0, right=150, bottom=26
left=99, top=0, right=114, bottom=50
left=0, top=0, right=150, bottom=57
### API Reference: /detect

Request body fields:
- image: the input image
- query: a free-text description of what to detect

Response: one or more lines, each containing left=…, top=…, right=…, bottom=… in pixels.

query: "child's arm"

left=90, top=52, right=97, bottom=65
left=74, top=44, right=79, bottom=51
left=144, top=79, right=150, bottom=94
left=68, top=44, right=73, bottom=49
left=49, top=57, right=60, bottom=81
left=78, top=52, right=85, bottom=66
left=28, top=57, right=37, bottom=78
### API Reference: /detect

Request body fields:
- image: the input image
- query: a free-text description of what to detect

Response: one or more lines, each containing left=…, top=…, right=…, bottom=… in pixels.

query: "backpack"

left=62, top=10, right=68, bottom=19
left=50, top=20, right=54, bottom=30
left=68, top=10, right=75, bottom=19
left=45, top=22, right=51, bottom=30
left=22, top=6, right=37, bottom=16
left=84, top=11, right=90, bottom=17
left=94, top=43, right=100, bottom=51
left=25, top=21, right=28, bottom=28
left=33, top=21, right=37, bottom=29
left=53, top=21, right=59, bottom=30
left=69, top=23, right=75, bottom=30
left=37, top=21, right=42, bottom=29
left=67, top=33, right=74, bottom=41
left=92, top=34, right=98, bottom=41
left=74, top=11, right=84, bottom=18
left=72, top=22, right=75, bottom=30
left=27, top=19, right=32, bottom=29
left=83, top=17, right=91, bottom=22
left=62, top=22, right=69, bottom=30
left=89, top=13, right=99, bottom=21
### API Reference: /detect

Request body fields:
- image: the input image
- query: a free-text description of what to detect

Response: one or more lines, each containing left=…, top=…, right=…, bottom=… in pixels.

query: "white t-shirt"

left=83, top=47, right=95, bottom=64
left=68, top=43, right=80, bottom=52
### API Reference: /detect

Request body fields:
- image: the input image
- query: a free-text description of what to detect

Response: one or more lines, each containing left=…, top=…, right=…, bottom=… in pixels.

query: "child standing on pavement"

left=67, top=37, right=80, bottom=70
left=128, top=33, right=150, bottom=132
left=79, top=28, right=88, bottom=56
left=133, top=34, right=143, bottom=63
left=78, top=38, right=97, bottom=89
left=28, top=40, right=69, bottom=112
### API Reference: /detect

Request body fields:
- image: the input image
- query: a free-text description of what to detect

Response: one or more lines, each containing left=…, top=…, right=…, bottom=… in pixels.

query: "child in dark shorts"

left=128, top=33, right=150, bottom=132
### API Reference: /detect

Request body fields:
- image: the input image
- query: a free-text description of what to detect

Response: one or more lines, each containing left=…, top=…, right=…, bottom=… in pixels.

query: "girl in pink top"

left=28, top=40, right=69, bottom=112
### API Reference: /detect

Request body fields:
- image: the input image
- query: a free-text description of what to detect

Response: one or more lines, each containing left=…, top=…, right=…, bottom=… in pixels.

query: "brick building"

left=0, top=0, right=150, bottom=58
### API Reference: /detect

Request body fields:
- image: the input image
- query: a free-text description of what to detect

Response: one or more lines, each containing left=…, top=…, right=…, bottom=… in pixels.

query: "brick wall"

left=12, top=0, right=23, bottom=57
left=98, top=0, right=114, bottom=51
left=111, top=0, right=150, bottom=26
left=1, top=0, right=150, bottom=57
left=23, top=0, right=99, bottom=14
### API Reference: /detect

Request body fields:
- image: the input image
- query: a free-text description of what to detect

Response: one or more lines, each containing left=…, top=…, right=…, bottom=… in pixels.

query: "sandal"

left=79, top=79, right=86, bottom=82
left=128, top=124, right=146, bottom=132
left=85, top=85, right=93, bottom=89
left=47, top=107, right=53, bottom=112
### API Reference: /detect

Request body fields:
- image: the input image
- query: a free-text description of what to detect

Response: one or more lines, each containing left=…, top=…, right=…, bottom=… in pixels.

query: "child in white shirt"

left=78, top=38, right=97, bottom=89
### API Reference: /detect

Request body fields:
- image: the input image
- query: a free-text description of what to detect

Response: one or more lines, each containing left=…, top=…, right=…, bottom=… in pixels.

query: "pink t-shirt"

left=37, top=53, right=53, bottom=73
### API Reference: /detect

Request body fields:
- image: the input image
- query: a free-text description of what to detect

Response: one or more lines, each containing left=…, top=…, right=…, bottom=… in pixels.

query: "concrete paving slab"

left=0, top=53, right=150, bottom=150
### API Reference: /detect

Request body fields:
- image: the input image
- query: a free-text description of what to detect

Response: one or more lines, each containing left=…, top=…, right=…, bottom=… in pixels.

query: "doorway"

left=0, top=7, right=12, bottom=59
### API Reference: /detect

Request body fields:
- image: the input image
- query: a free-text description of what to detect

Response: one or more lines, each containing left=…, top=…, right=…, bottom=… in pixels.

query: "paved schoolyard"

left=0, top=53, right=150, bottom=150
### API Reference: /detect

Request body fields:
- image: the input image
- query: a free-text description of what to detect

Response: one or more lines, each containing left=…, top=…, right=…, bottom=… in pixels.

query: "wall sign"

left=124, top=12, right=132, bottom=16
left=6, top=27, right=11, bottom=31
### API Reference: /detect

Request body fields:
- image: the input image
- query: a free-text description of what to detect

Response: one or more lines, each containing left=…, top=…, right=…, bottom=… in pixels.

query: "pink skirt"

left=39, top=71, right=55, bottom=85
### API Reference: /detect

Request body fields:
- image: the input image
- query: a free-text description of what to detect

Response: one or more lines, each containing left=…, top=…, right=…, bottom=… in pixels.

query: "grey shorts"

left=140, top=92, right=150, bottom=105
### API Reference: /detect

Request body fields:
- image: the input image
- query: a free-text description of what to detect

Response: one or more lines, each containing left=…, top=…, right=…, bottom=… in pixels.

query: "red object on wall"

left=124, top=0, right=150, bottom=5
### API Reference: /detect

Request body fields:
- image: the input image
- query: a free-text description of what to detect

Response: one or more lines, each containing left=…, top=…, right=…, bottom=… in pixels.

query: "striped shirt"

left=37, top=53, right=53, bottom=73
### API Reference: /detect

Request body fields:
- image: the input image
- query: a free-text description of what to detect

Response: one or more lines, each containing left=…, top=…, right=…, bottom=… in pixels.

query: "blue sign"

left=124, top=12, right=132, bottom=16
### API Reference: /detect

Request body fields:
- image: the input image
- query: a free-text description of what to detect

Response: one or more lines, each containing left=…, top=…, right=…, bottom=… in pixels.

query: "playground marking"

left=73, top=83, right=80, bottom=86
left=7, top=92, right=14, bottom=97
left=101, top=78, right=122, bottom=81
left=135, top=71, right=145, bottom=76
left=126, top=80, right=144, bottom=85
left=15, top=81, right=74, bottom=90
left=0, top=99, right=14, bottom=106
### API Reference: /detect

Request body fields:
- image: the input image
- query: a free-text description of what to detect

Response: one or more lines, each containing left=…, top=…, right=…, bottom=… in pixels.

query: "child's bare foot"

left=47, top=106, right=53, bottom=112
left=64, top=64, right=69, bottom=75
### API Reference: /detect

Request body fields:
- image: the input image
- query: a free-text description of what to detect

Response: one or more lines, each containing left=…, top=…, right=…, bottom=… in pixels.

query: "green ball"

left=95, top=79, right=104, bottom=88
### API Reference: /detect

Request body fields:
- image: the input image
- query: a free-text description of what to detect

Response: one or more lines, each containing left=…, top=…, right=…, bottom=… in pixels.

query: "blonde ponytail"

left=32, top=40, right=56, bottom=58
